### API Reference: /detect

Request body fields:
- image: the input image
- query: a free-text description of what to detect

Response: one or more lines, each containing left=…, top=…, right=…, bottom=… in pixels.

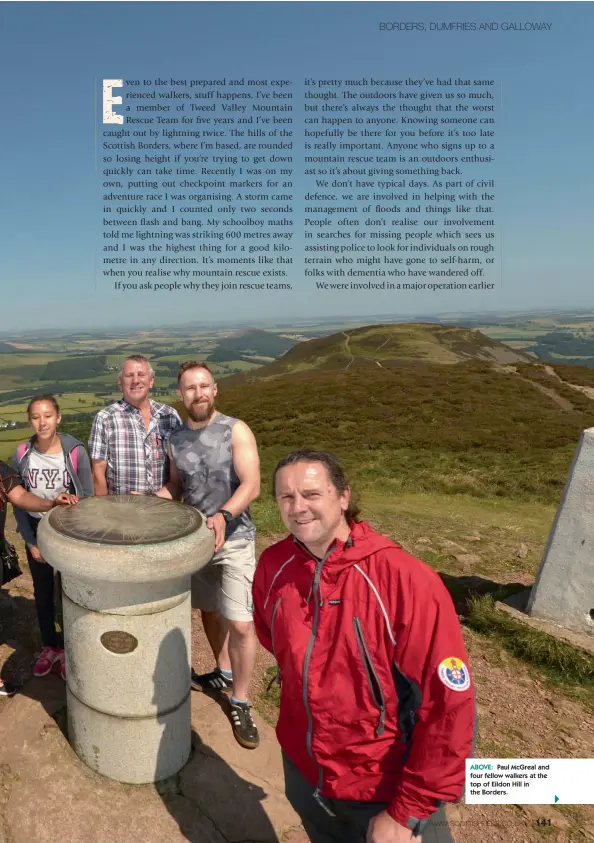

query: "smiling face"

left=274, top=460, right=351, bottom=557
left=118, top=359, right=154, bottom=407
left=29, top=400, right=61, bottom=442
left=177, top=367, right=218, bottom=425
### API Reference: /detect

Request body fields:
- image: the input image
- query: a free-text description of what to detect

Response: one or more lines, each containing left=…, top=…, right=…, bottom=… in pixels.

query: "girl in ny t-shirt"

left=11, top=395, right=93, bottom=681
left=0, top=460, right=77, bottom=695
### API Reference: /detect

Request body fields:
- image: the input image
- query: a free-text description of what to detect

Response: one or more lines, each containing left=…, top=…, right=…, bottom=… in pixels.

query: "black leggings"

left=26, top=537, right=63, bottom=650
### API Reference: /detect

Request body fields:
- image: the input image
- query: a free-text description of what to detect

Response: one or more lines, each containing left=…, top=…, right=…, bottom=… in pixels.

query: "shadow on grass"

left=438, top=571, right=531, bottom=616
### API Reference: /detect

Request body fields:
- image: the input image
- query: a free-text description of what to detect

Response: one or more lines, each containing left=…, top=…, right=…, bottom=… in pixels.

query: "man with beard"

left=89, top=355, right=182, bottom=495
left=156, top=360, right=261, bottom=750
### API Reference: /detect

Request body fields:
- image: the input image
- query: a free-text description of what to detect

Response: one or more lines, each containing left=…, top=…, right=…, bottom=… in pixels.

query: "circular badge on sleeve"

left=438, top=657, right=470, bottom=691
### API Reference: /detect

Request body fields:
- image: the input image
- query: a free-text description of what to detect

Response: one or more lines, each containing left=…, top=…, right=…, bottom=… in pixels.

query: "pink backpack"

left=16, top=442, right=79, bottom=474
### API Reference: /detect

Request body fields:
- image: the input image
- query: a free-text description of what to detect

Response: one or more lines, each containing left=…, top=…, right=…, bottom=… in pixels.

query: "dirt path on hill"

left=495, top=365, right=575, bottom=411
left=342, top=331, right=355, bottom=369
left=543, top=365, right=594, bottom=400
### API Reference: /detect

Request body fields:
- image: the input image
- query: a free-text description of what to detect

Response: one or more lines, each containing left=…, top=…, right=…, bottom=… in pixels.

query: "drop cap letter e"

left=103, top=79, right=124, bottom=124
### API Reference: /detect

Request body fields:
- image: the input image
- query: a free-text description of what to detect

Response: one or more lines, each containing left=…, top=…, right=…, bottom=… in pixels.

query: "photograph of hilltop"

left=2, top=308, right=594, bottom=840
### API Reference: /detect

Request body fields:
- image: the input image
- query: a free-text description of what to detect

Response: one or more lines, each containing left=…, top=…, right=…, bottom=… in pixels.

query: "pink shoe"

left=33, top=647, right=59, bottom=677
left=57, top=649, right=66, bottom=681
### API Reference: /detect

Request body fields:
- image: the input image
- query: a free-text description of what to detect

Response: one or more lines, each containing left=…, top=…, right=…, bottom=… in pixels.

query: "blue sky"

left=0, top=1, right=591, bottom=330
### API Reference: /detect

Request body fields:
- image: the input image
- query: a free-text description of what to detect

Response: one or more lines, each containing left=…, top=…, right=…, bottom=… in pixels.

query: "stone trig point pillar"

left=527, top=427, right=594, bottom=637
left=37, top=495, right=214, bottom=784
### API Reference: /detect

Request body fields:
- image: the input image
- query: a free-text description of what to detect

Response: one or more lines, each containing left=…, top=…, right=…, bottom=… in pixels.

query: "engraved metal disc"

left=48, top=495, right=202, bottom=545
left=100, top=631, right=138, bottom=654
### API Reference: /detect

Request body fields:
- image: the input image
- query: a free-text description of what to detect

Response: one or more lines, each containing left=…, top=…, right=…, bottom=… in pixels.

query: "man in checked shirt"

left=89, top=355, right=182, bottom=495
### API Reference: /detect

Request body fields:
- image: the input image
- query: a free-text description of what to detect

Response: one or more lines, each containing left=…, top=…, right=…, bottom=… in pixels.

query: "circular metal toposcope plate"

left=48, top=495, right=202, bottom=545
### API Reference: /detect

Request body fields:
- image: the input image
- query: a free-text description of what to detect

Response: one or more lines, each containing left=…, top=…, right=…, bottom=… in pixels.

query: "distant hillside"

left=166, top=322, right=594, bottom=504
left=216, top=323, right=533, bottom=388
left=213, top=362, right=590, bottom=454
left=0, top=342, right=18, bottom=353
left=171, top=356, right=593, bottom=504
left=214, top=329, right=296, bottom=358
left=41, top=355, right=108, bottom=380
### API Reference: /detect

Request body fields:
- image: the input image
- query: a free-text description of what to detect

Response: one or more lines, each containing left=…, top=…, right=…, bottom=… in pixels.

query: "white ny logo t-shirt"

left=25, top=449, right=70, bottom=519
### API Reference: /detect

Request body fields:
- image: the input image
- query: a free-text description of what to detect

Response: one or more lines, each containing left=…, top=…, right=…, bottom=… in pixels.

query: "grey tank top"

left=169, top=413, right=255, bottom=541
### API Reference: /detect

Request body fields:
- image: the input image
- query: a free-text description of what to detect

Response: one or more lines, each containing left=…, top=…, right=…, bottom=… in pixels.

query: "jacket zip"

left=302, top=555, right=336, bottom=817
left=267, top=597, right=282, bottom=693
left=270, top=597, right=281, bottom=658
left=353, top=617, right=387, bottom=737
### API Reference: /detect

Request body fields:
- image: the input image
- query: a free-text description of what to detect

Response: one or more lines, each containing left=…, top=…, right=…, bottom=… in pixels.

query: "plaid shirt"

left=89, top=400, right=182, bottom=495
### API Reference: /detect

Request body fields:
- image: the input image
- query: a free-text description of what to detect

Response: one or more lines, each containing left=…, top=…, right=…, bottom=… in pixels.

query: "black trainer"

left=191, top=666, right=233, bottom=693
left=0, top=680, right=17, bottom=697
left=229, top=700, right=260, bottom=750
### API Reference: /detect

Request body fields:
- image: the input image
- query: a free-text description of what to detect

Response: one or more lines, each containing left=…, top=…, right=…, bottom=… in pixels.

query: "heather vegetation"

left=208, top=362, right=589, bottom=506
left=221, top=323, right=532, bottom=387
left=549, top=362, right=594, bottom=387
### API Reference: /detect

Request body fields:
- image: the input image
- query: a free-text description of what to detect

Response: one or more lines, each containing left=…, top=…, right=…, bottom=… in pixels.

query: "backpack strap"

left=70, top=445, right=79, bottom=475
left=18, top=439, right=79, bottom=474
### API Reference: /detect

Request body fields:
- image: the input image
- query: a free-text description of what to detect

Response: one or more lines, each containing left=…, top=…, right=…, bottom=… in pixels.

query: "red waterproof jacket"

left=253, top=520, right=476, bottom=831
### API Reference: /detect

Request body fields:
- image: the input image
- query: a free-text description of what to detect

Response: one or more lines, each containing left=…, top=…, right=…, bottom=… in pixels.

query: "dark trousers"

left=26, top=526, right=63, bottom=649
left=283, top=754, right=454, bottom=843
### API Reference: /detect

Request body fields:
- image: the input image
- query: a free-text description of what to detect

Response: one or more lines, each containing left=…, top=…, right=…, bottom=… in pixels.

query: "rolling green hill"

left=216, top=323, right=533, bottom=388
left=169, top=324, right=593, bottom=507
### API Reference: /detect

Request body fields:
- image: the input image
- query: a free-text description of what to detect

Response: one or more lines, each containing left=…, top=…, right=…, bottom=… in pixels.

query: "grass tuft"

left=467, top=594, right=594, bottom=686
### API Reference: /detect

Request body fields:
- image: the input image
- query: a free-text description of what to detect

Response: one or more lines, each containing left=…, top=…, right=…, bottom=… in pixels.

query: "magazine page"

left=0, top=2, right=593, bottom=843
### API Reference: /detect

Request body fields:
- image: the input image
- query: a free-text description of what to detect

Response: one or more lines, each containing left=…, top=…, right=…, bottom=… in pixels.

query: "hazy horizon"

left=2, top=304, right=594, bottom=339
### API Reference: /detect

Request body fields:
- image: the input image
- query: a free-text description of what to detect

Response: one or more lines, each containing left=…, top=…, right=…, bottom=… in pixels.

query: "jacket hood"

left=57, top=432, right=84, bottom=452
left=292, top=520, right=399, bottom=569
left=21, top=432, right=83, bottom=454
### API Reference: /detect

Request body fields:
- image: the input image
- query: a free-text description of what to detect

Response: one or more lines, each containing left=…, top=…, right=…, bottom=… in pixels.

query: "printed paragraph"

left=101, top=77, right=294, bottom=293
left=302, top=76, right=498, bottom=294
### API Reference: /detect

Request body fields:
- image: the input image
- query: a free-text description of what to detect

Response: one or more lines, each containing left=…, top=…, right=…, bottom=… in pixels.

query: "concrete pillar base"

left=67, top=686, right=191, bottom=784
left=37, top=496, right=215, bottom=784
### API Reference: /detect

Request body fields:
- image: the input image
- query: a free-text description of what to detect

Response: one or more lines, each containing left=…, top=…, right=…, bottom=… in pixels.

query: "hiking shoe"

left=58, top=649, right=66, bottom=681
left=33, top=647, right=59, bottom=677
left=229, top=701, right=260, bottom=750
left=191, top=667, right=233, bottom=693
left=0, top=680, right=17, bottom=697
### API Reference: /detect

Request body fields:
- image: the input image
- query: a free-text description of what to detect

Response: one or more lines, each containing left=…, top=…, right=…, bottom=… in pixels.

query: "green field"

left=0, top=429, right=28, bottom=461
left=0, top=392, right=119, bottom=422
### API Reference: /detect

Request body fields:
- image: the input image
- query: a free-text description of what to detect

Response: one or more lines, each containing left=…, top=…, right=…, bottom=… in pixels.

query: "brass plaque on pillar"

left=101, top=631, right=138, bottom=654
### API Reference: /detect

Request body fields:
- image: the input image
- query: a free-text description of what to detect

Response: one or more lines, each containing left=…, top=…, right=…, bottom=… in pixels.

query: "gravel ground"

left=2, top=522, right=593, bottom=843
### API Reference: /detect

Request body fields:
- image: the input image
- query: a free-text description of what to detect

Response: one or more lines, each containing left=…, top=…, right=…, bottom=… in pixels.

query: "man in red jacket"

left=253, top=450, right=476, bottom=843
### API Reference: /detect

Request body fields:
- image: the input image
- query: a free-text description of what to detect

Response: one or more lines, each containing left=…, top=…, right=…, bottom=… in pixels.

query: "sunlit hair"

left=177, top=360, right=214, bottom=384
left=119, top=354, right=155, bottom=378
left=272, top=449, right=361, bottom=522
left=27, top=394, right=60, bottom=419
